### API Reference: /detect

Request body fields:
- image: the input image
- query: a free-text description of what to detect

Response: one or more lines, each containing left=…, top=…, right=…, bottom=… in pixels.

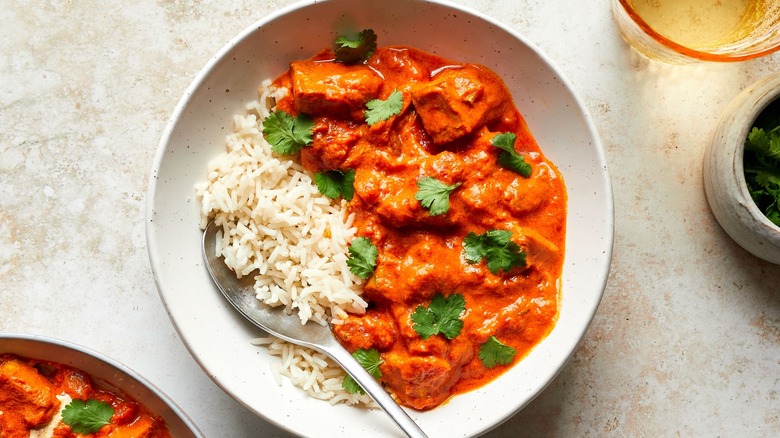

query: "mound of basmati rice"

left=196, top=80, right=373, bottom=406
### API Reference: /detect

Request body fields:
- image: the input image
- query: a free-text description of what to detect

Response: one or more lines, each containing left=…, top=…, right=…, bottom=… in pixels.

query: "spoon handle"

left=324, top=342, right=429, bottom=438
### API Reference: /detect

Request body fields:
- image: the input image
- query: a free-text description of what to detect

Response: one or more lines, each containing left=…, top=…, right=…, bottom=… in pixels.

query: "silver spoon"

left=202, top=221, right=428, bottom=438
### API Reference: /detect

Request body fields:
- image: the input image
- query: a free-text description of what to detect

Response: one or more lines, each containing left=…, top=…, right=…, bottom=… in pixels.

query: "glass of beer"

left=612, top=0, right=780, bottom=63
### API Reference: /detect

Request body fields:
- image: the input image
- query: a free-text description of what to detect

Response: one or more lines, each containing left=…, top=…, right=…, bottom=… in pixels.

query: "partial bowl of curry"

left=147, top=0, right=614, bottom=437
left=0, top=333, right=203, bottom=437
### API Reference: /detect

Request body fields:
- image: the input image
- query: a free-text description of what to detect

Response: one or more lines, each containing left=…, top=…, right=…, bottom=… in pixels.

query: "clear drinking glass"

left=612, top=0, right=780, bottom=63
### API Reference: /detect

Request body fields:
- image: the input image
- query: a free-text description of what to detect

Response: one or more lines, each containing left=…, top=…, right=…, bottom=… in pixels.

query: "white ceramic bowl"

left=704, top=73, right=780, bottom=265
left=0, top=333, right=203, bottom=437
left=146, top=0, right=614, bottom=436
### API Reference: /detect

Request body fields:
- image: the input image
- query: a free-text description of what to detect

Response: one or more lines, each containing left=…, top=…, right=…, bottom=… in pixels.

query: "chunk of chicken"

left=301, top=118, right=363, bottom=171
left=0, top=356, right=58, bottom=434
left=380, top=353, right=453, bottom=410
left=514, top=225, right=561, bottom=269
left=104, top=415, right=156, bottom=438
left=333, top=311, right=397, bottom=351
left=291, top=60, right=382, bottom=119
left=411, top=64, right=510, bottom=144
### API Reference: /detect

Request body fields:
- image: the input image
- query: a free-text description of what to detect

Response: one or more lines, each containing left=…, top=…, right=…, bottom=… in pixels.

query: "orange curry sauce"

left=0, top=354, right=171, bottom=438
left=272, top=46, right=566, bottom=410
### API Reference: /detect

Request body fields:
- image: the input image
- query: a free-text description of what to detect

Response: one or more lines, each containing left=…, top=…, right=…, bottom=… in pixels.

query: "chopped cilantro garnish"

left=744, top=126, right=780, bottom=226
left=463, top=229, right=526, bottom=274
left=61, top=399, right=114, bottom=434
left=478, top=336, right=517, bottom=369
left=346, top=237, right=378, bottom=279
left=334, top=29, right=377, bottom=64
left=411, top=293, right=466, bottom=340
left=365, top=89, right=404, bottom=125
left=491, top=132, right=532, bottom=177
left=414, top=177, right=461, bottom=216
left=262, top=110, right=314, bottom=155
left=342, top=348, right=384, bottom=395
left=314, top=169, right=356, bottom=201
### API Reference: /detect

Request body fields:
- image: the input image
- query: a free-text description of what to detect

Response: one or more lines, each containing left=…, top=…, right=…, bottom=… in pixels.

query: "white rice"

left=196, top=80, right=373, bottom=406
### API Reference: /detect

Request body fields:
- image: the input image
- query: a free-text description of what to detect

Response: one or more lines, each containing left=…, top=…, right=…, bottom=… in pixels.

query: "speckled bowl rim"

left=0, top=333, right=204, bottom=437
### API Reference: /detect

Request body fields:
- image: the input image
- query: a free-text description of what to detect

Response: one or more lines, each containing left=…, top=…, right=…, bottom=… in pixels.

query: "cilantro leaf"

left=341, top=372, right=362, bottom=394
left=61, top=399, right=114, bottom=434
left=414, top=177, right=462, bottom=216
left=491, top=133, right=518, bottom=154
left=746, top=127, right=780, bottom=160
left=463, top=229, right=526, bottom=274
left=346, top=237, right=378, bottom=279
left=342, top=348, right=384, bottom=395
left=478, top=336, right=517, bottom=369
left=492, top=132, right=532, bottom=177
left=411, top=293, right=466, bottom=340
left=262, top=110, right=314, bottom=155
left=334, top=29, right=377, bottom=64
left=365, top=89, right=403, bottom=125
left=341, top=374, right=366, bottom=394
left=744, top=126, right=780, bottom=227
left=314, top=169, right=356, bottom=201
left=353, top=348, right=383, bottom=377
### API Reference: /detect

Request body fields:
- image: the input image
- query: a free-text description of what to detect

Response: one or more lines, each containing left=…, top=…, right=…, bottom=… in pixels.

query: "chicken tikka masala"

left=0, top=354, right=171, bottom=438
left=263, top=29, right=567, bottom=410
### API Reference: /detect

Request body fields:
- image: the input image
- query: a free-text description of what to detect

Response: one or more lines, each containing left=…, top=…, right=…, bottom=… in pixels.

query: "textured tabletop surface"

left=2, top=1, right=779, bottom=436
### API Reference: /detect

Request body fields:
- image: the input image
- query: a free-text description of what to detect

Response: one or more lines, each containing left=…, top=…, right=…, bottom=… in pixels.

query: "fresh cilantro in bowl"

left=744, top=99, right=780, bottom=227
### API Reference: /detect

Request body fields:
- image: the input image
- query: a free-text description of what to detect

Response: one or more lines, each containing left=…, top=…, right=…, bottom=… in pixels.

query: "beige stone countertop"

left=2, top=0, right=779, bottom=436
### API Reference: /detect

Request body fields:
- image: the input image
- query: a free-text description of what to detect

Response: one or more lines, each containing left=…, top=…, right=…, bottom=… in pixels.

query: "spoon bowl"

left=201, top=221, right=427, bottom=438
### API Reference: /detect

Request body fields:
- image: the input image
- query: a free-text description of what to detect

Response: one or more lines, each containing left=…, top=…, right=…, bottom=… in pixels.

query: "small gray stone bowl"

left=704, top=72, right=780, bottom=265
